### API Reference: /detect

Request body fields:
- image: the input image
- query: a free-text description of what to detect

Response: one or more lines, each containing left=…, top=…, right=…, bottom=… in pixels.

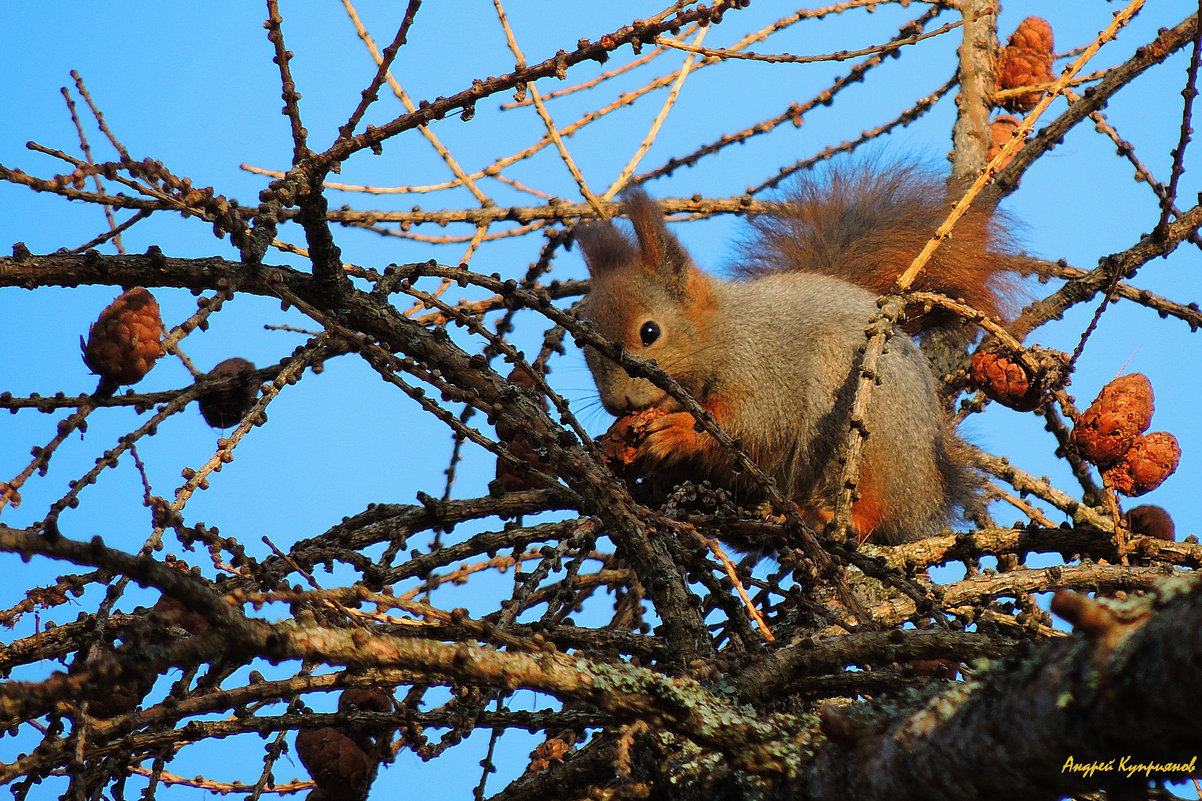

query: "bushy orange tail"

left=733, top=161, right=1032, bottom=332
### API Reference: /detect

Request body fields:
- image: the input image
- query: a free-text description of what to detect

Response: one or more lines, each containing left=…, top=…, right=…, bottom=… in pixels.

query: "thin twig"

left=605, top=25, right=709, bottom=200
left=60, top=84, right=123, bottom=253
left=492, top=0, right=604, bottom=217
left=1154, top=0, right=1201, bottom=233
left=651, top=18, right=962, bottom=65
left=337, top=0, right=423, bottom=141
left=264, top=0, right=309, bottom=162
left=340, top=0, right=491, bottom=206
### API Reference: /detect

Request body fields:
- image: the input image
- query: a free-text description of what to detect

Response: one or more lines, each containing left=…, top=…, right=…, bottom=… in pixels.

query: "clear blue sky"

left=2, top=2, right=1200, bottom=797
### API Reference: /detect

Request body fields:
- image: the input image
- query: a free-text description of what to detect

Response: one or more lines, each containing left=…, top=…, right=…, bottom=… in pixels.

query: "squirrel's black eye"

left=638, top=321, right=661, bottom=347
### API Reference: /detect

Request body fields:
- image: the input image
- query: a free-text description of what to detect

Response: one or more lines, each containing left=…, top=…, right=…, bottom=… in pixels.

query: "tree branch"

left=798, top=578, right=1202, bottom=801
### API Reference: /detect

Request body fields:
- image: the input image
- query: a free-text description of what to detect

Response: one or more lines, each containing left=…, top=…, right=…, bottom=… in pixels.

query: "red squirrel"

left=577, top=163, right=1027, bottom=544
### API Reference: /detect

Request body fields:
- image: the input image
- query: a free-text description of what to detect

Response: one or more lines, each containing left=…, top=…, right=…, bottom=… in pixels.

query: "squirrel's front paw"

left=599, top=408, right=710, bottom=474
left=638, top=411, right=706, bottom=465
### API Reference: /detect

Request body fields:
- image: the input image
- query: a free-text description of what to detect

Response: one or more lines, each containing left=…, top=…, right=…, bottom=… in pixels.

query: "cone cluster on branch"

left=1070, top=373, right=1181, bottom=497
left=81, top=287, right=165, bottom=389
left=986, top=16, right=1054, bottom=166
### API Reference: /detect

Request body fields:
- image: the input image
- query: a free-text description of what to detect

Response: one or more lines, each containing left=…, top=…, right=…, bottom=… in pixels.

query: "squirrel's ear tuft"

left=574, top=220, right=637, bottom=277
left=622, top=188, right=693, bottom=282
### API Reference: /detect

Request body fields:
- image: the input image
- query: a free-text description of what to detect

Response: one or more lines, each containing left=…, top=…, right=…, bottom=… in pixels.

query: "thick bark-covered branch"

left=0, top=526, right=786, bottom=779
left=5, top=518, right=1200, bottom=799
left=797, top=578, right=1202, bottom=801
left=528, top=577, right=1202, bottom=800
left=949, top=0, right=998, bottom=182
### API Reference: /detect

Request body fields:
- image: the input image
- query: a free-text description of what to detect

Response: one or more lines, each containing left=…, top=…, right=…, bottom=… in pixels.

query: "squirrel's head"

left=576, top=189, right=715, bottom=416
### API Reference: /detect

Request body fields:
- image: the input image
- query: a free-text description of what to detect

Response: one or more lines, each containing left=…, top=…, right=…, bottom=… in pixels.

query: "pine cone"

left=82, top=287, right=165, bottom=388
left=336, top=687, right=395, bottom=752
left=1070, top=373, right=1154, bottom=465
left=997, top=17, right=1055, bottom=113
left=197, top=358, right=259, bottom=428
left=525, top=730, right=578, bottom=775
left=1008, top=15, right=1054, bottom=53
left=1103, top=432, right=1181, bottom=496
left=87, top=672, right=156, bottom=718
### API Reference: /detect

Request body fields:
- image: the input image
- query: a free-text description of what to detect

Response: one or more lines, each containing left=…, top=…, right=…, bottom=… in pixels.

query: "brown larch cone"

left=1102, top=432, right=1181, bottom=496
left=1123, top=504, right=1176, bottom=541
left=295, top=727, right=374, bottom=800
left=150, top=595, right=212, bottom=636
left=197, top=357, right=259, bottom=428
left=997, top=17, right=1056, bottom=113
left=970, top=347, right=1043, bottom=411
left=493, top=366, right=552, bottom=492
left=338, top=687, right=394, bottom=750
left=338, top=687, right=392, bottom=715
left=86, top=671, right=157, bottom=718
left=1007, top=15, right=1054, bottom=55
left=82, top=287, right=165, bottom=388
left=1070, top=373, right=1154, bottom=465
left=524, top=730, right=579, bottom=775
left=988, top=115, right=1024, bottom=168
